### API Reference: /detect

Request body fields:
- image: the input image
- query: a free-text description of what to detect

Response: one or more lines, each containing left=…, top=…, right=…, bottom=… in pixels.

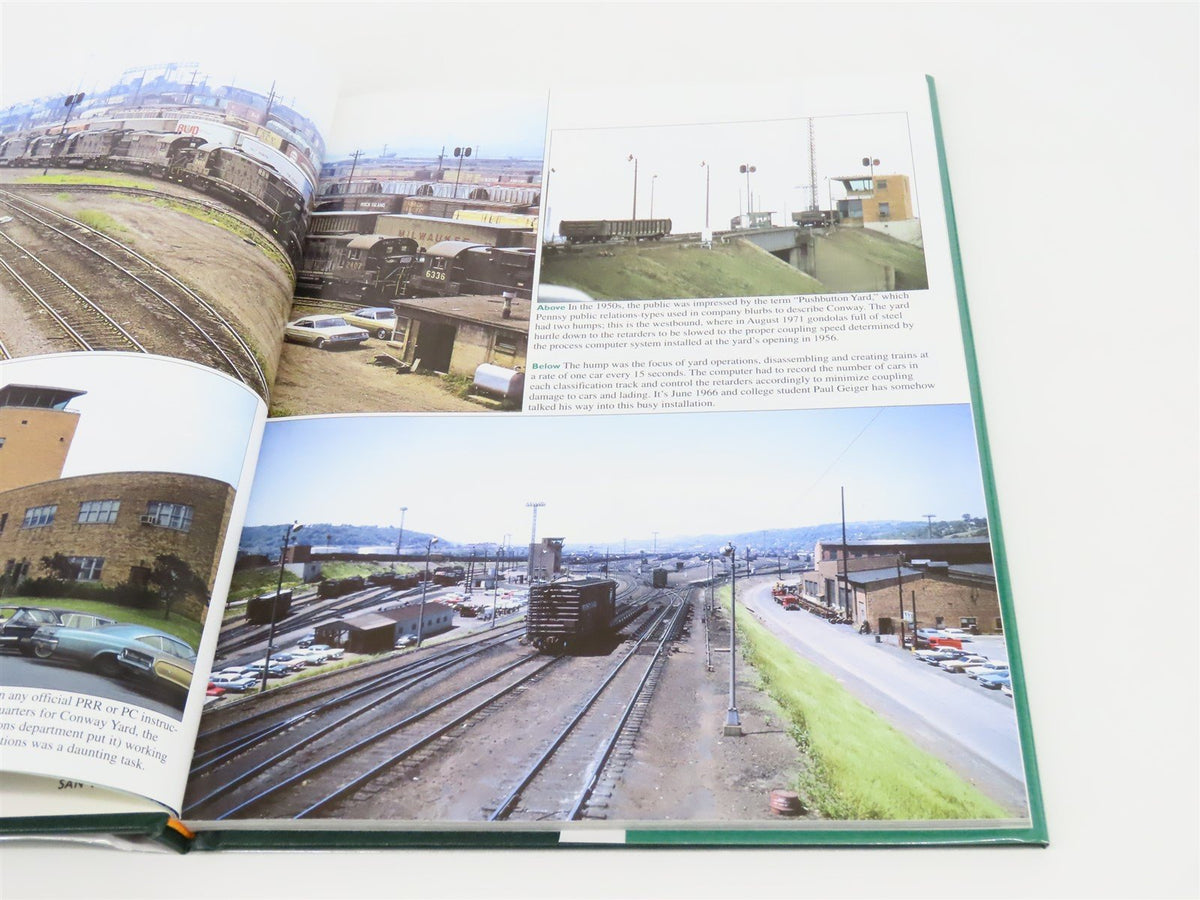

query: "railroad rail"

left=0, top=232, right=146, bottom=352
left=487, top=590, right=691, bottom=822
left=7, top=182, right=293, bottom=273
left=0, top=190, right=268, bottom=395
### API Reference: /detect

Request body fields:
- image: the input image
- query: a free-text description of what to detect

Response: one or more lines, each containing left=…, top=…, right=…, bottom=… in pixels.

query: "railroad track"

left=187, top=638, right=556, bottom=820
left=0, top=189, right=268, bottom=395
left=0, top=231, right=146, bottom=352
left=487, top=589, right=692, bottom=822
left=8, top=182, right=293, bottom=272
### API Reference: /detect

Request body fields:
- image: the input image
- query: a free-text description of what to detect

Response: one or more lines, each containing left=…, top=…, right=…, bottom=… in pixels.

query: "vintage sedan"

left=0, top=606, right=64, bottom=656
left=284, top=315, right=369, bottom=349
left=343, top=306, right=399, bottom=340
left=29, top=623, right=196, bottom=701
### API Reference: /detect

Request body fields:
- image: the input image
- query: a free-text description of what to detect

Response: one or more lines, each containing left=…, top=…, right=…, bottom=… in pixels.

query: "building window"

left=0, top=513, right=6, bottom=534
left=144, top=501, right=193, bottom=532
left=78, top=500, right=120, bottom=524
left=878, top=202, right=890, bottom=219
left=22, top=505, right=56, bottom=528
left=68, top=557, right=104, bottom=582
left=875, top=179, right=888, bottom=190
left=960, top=617, right=977, bottom=630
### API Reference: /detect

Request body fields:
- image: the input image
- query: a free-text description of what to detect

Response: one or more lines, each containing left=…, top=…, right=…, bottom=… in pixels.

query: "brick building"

left=844, top=561, right=1002, bottom=635
left=390, top=293, right=528, bottom=378
left=0, top=383, right=236, bottom=620
left=802, top=537, right=993, bottom=621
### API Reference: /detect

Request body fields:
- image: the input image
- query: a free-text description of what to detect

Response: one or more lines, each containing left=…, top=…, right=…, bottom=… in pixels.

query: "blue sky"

left=1, top=353, right=261, bottom=486
left=245, top=404, right=987, bottom=545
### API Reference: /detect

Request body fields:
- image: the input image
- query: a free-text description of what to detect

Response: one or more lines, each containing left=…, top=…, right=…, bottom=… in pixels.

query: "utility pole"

left=721, top=543, right=743, bottom=736
left=839, top=486, right=849, bottom=618
left=895, top=553, right=906, bottom=649
left=628, top=154, right=638, bottom=220
left=923, top=514, right=936, bottom=538
left=344, top=149, right=362, bottom=197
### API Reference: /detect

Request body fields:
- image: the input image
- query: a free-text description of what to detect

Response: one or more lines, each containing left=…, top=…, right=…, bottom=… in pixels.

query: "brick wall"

left=858, top=571, right=1002, bottom=634
left=0, top=471, right=236, bottom=617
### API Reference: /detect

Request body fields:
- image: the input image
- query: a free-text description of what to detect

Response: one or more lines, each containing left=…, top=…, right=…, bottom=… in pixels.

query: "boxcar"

left=245, top=589, right=293, bottom=625
left=526, top=578, right=617, bottom=653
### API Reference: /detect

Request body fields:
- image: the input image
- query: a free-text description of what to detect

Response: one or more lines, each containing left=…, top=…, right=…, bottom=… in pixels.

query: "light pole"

left=453, top=145, right=473, bottom=197
left=415, top=537, right=438, bottom=648
left=700, top=160, right=711, bottom=231
left=627, top=154, right=638, bottom=220
left=862, top=156, right=880, bottom=189
left=391, top=506, right=407, bottom=574
left=739, top=163, right=757, bottom=217
left=650, top=174, right=658, bottom=220
left=261, top=521, right=303, bottom=692
left=526, top=501, right=545, bottom=583
left=721, top=542, right=743, bottom=736
left=490, top=544, right=501, bottom=629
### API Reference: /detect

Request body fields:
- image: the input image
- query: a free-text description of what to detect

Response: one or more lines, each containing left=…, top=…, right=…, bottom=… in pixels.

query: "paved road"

left=740, top=578, right=1030, bottom=814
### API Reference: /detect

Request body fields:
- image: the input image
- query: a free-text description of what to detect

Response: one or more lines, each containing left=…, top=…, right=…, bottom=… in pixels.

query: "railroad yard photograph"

left=0, top=59, right=328, bottom=399
left=0, top=353, right=260, bottom=718
left=182, top=405, right=1034, bottom=830
left=539, top=110, right=929, bottom=302
left=270, top=88, right=545, bottom=416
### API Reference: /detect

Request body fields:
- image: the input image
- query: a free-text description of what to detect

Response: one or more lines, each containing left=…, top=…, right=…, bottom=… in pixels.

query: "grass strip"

left=717, top=585, right=1007, bottom=820
left=4, top=596, right=202, bottom=648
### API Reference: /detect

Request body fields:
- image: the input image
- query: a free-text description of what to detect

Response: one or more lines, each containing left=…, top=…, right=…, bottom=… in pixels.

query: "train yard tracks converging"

left=183, top=583, right=693, bottom=825
left=0, top=188, right=268, bottom=396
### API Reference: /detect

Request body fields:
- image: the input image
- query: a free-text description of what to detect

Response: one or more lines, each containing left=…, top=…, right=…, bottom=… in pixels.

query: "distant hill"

left=540, top=238, right=825, bottom=300
left=239, top=523, right=441, bottom=559
left=241, top=518, right=987, bottom=560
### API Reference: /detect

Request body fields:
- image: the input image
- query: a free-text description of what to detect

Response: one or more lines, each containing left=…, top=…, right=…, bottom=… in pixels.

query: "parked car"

left=394, top=635, right=418, bottom=648
left=266, top=653, right=310, bottom=671
left=244, top=662, right=290, bottom=680
left=966, top=662, right=1010, bottom=680
left=977, top=671, right=1012, bottom=690
left=0, top=606, right=65, bottom=655
left=297, top=632, right=317, bottom=648
left=29, top=623, right=196, bottom=700
left=210, top=672, right=260, bottom=693
left=57, top=612, right=117, bottom=630
left=306, top=644, right=343, bottom=660
left=206, top=682, right=227, bottom=697
left=284, top=315, right=369, bottom=349
left=939, top=655, right=991, bottom=673
left=343, top=307, right=399, bottom=339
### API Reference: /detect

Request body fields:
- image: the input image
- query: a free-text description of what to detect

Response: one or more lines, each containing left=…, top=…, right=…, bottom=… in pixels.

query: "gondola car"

left=526, top=578, right=617, bottom=653
left=559, top=218, right=672, bottom=244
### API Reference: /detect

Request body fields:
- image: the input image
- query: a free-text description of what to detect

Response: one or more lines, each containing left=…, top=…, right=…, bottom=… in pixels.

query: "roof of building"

left=378, top=602, right=452, bottom=625
left=0, top=384, right=86, bottom=410
left=393, top=295, right=530, bottom=332
left=949, top=563, right=996, bottom=579
left=845, top=566, right=923, bottom=587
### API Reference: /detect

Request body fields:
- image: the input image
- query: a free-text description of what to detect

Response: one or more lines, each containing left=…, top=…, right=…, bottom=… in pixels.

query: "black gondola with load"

left=245, top=589, right=293, bottom=625
left=526, top=578, right=617, bottom=653
left=559, top=218, right=672, bottom=244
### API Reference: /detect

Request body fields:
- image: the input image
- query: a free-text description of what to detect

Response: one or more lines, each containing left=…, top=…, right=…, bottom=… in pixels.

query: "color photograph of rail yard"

left=272, top=89, right=544, bottom=416
left=183, top=405, right=1034, bottom=833
left=539, top=111, right=929, bottom=302
left=0, top=61, right=324, bottom=399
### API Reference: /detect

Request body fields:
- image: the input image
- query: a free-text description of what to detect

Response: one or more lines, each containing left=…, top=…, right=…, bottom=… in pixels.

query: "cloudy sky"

left=244, top=404, right=987, bottom=546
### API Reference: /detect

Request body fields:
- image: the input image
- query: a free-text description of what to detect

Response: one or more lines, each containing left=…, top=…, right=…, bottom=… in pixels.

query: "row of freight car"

left=0, top=122, right=311, bottom=262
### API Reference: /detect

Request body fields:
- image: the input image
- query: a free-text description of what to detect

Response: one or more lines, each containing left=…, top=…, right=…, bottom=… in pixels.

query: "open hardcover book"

left=0, top=65, right=1046, bottom=850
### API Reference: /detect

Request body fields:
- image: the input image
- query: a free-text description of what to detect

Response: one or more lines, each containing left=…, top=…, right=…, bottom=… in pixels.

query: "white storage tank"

left=473, top=364, right=524, bottom=401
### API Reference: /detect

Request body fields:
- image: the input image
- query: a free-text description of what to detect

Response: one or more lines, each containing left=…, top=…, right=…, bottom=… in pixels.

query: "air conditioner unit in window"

left=139, top=515, right=158, bottom=525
